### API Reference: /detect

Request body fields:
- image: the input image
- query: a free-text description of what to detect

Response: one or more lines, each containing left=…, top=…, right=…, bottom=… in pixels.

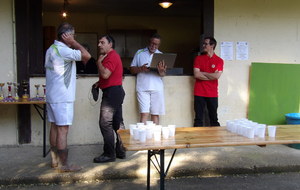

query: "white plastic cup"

left=268, top=125, right=277, bottom=137
left=255, top=124, right=266, bottom=136
left=153, top=126, right=162, bottom=141
left=257, top=127, right=266, bottom=138
left=133, top=128, right=140, bottom=140
left=231, top=123, right=237, bottom=133
left=246, top=127, right=255, bottom=138
left=146, top=127, right=153, bottom=139
left=139, top=128, right=147, bottom=143
left=162, top=126, right=170, bottom=139
left=129, top=124, right=137, bottom=135
left=146, top=121, right=154, bottom=125
left=226, top=121, right=234, bottom=132
left=137, top=122, right=145, bottom=127
left=232, top=122, right=239, bottom=134
left=240, top=125, right=247, bottom=136
left=253, top=124, right=259, bottom=136
left=168, top=125, right=176, bottom=137
left=236, top=124, right=241, bottom=135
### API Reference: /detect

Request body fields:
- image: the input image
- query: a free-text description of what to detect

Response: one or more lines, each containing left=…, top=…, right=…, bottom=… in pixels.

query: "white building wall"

left=0, top=0, right=18, bottom=145
left=29, top=76, right=194, bottom=145
left=215, top=0, right=300, bottom=122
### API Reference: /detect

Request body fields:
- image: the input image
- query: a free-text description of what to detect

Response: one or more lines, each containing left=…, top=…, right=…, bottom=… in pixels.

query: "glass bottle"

left=13, top=82, right=19, bottom=100
left=7, top=82, right=12, bottom=98
left=0, top=83, right=5, bottom=101
left=42, top=84, right=46, bottom=99
left=34, top=84, right=40, bottom=98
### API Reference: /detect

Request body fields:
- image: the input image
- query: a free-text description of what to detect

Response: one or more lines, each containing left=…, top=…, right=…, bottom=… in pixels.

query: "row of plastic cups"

left=226, top=119, right=277, bottom=138
left=129, top=123, right=176, bottom=142
left=226, top=119, right=262, bottom=138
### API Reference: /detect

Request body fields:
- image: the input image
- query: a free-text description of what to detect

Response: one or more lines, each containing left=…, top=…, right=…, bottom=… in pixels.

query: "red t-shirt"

left=98, top=50, right=123, bottom=89
left=193, top=54, right=224, bottom=97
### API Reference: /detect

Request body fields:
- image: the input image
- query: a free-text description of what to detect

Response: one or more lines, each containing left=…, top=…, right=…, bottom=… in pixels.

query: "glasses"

left=150, top=42, right=160, bottom=47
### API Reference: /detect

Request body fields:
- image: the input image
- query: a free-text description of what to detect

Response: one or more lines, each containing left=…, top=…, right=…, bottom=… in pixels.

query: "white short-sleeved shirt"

left=130, top=48, right=164, bottom=92
left=45, top=40, right=81, bottom=103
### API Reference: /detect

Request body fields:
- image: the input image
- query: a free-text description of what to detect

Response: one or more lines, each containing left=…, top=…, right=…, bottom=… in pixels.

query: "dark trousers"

left=99, top=86, right=125, bottom=157
left=194, top=96, right=220, bottom=127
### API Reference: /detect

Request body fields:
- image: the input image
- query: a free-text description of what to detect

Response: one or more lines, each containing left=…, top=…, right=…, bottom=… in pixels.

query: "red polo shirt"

left=193, top=53, right=224, bottom=97
left=98, top=50, right=123, bottom=89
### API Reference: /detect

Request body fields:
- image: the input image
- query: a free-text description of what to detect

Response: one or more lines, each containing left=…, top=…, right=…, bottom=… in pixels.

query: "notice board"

left=248, top=62, right=300, bottom=124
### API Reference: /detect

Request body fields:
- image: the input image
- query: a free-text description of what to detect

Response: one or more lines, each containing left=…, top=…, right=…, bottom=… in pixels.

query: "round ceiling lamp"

left=159, top=0, right=173, bottom=9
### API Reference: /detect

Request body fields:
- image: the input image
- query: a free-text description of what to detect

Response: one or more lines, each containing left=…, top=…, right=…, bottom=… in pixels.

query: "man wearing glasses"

left=130, top=33, right=167, bottom=125
left=193, top=37, right=224, bottom=127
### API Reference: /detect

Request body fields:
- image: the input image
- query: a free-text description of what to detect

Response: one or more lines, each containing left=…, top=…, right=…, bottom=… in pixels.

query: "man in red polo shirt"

left=193, top=37, right=224, bottom=127
left=93, top=35, right=126, bottom=163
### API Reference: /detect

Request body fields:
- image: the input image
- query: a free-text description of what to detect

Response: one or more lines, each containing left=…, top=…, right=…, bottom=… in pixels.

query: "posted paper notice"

left=236, top=41, right=249, bottom=60
left=220, top=41, right=233, bottom=61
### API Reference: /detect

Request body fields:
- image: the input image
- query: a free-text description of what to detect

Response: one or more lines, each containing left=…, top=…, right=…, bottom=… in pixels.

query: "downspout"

left=12, top=0, right=19, bottom=143
left=12, top=0, right=17, bottom=82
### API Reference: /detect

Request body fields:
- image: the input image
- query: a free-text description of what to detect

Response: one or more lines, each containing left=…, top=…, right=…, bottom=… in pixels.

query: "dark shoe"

left=116, top=153, right=126, bottom=159
left=93, top=155, right=116, bottom=163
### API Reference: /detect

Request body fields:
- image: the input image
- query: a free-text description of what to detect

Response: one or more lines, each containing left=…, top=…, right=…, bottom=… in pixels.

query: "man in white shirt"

left=130, top=33, right=167, bottom=124
left=45, top=22, right=91, bottom=172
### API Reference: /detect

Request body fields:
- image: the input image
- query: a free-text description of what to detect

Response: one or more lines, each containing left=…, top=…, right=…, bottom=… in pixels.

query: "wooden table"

left=118, top=125, right=300, bottom=190
left=0, top=99, right=48, bottom=157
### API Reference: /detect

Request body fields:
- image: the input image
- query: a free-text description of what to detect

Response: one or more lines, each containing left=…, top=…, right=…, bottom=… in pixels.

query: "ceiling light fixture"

left=159, top=0, right=173, bottom=9
left=61, top=0, right=69, bottom=18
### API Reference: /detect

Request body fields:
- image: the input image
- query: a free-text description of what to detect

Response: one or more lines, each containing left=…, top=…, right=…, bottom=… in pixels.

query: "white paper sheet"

left=236, top=41, right=249, bottom=60
left=220, top=41, right=233, bottom=61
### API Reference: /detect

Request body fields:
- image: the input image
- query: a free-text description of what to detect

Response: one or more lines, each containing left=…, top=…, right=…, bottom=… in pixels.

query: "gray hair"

left=57, top=22, right=74, bottom=40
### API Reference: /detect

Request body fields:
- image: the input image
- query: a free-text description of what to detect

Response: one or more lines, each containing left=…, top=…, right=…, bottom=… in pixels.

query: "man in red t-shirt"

left=93, top=35, right=126, bottom=163
left=193, top=37, right=224, bottom=127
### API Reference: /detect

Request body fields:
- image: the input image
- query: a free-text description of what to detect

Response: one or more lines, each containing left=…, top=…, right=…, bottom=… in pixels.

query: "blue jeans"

left=99, top=86, right=125, bottom=157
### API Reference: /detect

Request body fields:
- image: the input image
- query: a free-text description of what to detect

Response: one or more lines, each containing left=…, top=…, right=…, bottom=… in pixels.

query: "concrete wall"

left=29, top=76, right=194, bottom=145
left=0, top=0, right=18, bottom=145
